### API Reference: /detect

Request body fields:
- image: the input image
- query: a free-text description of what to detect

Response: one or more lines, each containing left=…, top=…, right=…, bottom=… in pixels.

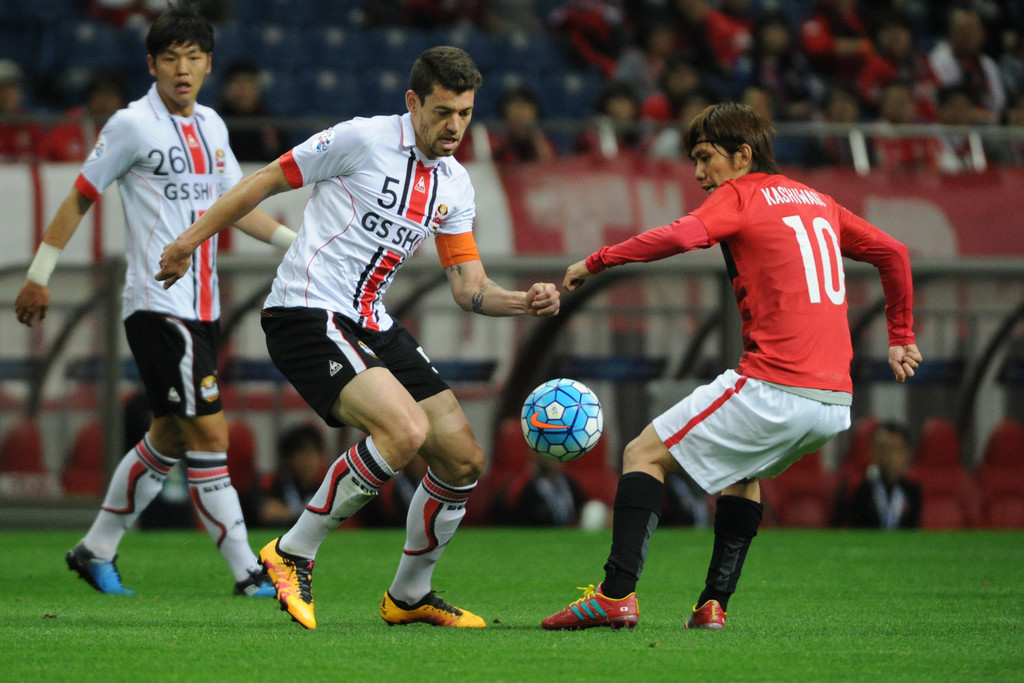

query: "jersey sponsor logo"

left=89, top=135, right=106, bottom=161
left=529, top=411, right=568, bottom=430
left=360, top=211, right=425, bottom=251
left=200, top=375, right=219, bottom=402
left=315, top=130, right=335, bottom=152
left=429, top=204, right=448, bottom=232
left=329, top=360, right=343, bottom=376
left=167, top=387, right=181, bottom=403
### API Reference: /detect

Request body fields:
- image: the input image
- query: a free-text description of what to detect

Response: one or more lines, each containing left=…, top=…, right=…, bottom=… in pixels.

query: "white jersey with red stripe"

left=76, top=83, right=243, bottom=321
left=265, top=113, right=475, bottom=331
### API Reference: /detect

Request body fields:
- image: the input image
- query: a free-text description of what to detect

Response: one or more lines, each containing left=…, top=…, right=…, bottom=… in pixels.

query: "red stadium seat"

left=61, top=419, right=106, bottom=497
left=908, top=418, right=982, bottom=528
left=469, top=417, right=536, bottom=525
left=760, top=451, right=836, bottom=528
left=226, top=420, right=257, bottom=499
left=0, top=418, right=59, bottom=498
left=977, top=418, right=1024, bottom=528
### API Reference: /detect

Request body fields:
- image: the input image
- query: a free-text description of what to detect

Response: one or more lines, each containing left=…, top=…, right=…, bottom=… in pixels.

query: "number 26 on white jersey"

left=783, top=215, right=846, bottom=305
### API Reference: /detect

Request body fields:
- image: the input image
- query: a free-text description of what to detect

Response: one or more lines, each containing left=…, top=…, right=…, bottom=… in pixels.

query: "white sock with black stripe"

left=387, top=468, right=475, bottom=604
left=280, top=435, right=395, bottom=559
left=83, top=435, right=176, bottom=561
left=187, top=450, right=260, bottom=581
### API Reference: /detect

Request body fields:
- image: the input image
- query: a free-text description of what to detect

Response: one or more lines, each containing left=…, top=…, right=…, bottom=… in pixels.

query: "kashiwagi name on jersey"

left=760, top=185, right=827, bottom=207
left=76, top=84, right=244, bottom=322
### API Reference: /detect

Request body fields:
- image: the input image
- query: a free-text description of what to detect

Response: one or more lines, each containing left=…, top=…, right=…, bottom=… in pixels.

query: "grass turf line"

left=2, top=528, right=1022, bottom=681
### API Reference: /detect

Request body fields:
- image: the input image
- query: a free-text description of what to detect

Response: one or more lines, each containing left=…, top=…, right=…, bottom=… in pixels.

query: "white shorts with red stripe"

left=652, top=369, right=851, bottom=494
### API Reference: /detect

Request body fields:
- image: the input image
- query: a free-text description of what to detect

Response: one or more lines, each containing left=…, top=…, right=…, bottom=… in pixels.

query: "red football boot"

left=541, top=583, right=639, bottom=631
left=684, top=599, right=726, bottom=629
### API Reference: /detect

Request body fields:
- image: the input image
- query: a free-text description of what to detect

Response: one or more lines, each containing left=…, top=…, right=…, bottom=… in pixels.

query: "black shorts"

left=260, top=307, right=450, bottom=427
left=124, top=311, right=223, bottom=418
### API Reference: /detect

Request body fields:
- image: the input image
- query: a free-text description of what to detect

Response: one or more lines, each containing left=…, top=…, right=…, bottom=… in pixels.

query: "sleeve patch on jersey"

left=436, top=231, right=480, bottom=269
left=89, top=134, right=106, bottom=161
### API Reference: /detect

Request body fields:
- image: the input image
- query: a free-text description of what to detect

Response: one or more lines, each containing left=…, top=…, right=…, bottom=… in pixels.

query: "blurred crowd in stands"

left=1, top=0, right=1024, bottom=169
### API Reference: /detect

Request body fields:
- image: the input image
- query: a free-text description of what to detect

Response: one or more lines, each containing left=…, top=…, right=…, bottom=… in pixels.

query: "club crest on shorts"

left=200, top=375, right=219, bottom=402
left=358, top=341, right=378, bottom=358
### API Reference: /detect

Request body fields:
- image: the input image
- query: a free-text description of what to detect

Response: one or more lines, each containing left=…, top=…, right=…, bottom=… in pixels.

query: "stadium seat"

left=907, top=417, right=982, bottom=529
left=226, top=419, right=258, bottom=502
left=760, top=451, right=836, bottom=528
left=0, top=418, right=45, bottom=473
left=977, top=418, right=1024, bottom=528
left=61, top=419, right=106, bottom=497
left=0, top=418, right=59, bottom=499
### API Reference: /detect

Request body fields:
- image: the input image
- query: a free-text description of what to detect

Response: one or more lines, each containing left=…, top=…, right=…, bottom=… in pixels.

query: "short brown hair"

left=683, top=102, right=779, bottom=174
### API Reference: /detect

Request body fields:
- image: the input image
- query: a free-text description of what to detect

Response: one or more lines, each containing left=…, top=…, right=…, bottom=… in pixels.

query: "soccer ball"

left=521, top=378, right=604, bottom=462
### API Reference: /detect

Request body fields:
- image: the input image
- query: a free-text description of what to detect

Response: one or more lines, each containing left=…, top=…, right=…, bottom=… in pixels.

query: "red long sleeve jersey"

left=586, top=173, right=915, bottom=393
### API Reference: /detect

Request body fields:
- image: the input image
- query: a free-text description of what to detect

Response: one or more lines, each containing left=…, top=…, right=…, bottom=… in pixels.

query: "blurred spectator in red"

left=0, top=59, right=44, bottom=162
left=733, top=12, right=823, bottom=121
left=857, top=11, right=939, bottom=121
left=803, top=83, right=867, bottom=168
left=488, top=84, right=558, bottom=163
left=872, top=80, right=941, bottom=172
left=834, top=421, right=921, bottom=529
left=87, top=0, right=232, bottom=25
left=548, top=0, right=628, bottom=78
left=669, top=0, right=752, bottom=81
left=43, top=71, right=127, bottom=162
left=800, top=0, right=874, bottom=85
left=214, top=61, right=287, bottom=163
left=492, top=455, right=589, bottom=527
left=646, top=88, right=714, bottom=158
left=256, top=424, right=329, bottom=528
left=639, top=53, right=708, bottom=123
left=614, top=19, right=679, bottom=103
left=928, top=6, right=1006, bottom=123
left=935, top=86, right=987, bottom=173
left=573, top=80, right=646, bottom=157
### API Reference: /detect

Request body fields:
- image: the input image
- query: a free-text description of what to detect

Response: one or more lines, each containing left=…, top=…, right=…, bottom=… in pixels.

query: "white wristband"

left=270, top=224, right=297, bottom=250
left=26, top=242, right=63, bottom=286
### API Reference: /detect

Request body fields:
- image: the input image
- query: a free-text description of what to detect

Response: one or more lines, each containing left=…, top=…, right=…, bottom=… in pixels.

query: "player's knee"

left=622, top=434, right=662, bottom=473
left=380, top=407, right=430, bottom=467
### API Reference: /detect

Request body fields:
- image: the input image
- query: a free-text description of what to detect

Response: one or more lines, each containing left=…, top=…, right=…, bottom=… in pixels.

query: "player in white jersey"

left=14, top=1, right=296, bottom=597
left=158, top=46, right=561, bottom=629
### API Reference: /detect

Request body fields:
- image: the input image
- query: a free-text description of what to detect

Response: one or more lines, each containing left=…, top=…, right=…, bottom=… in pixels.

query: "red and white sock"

left=187, top=450, right=260, bottom=581
left=280, top=436, right=394, bottom=559
left=83, top=435, right=176, bottom=560
left=388, top=468, right=475, bottom=604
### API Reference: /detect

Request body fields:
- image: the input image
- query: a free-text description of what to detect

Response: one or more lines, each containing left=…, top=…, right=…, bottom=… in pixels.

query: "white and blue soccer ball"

left=521, top=378, right=604, bottom=462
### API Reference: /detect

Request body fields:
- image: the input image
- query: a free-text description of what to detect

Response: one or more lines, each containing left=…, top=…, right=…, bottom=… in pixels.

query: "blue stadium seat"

left=48, top=21, right=137, bottom=72
left=358, top=67, right=408, bottom=117
left=539, top=70, right=604, bottom=120
left=362, top=26, right=431, bottom=70
left=307, top=24, right=371, bottom=70
left=308, top=69, right=361, bottom=120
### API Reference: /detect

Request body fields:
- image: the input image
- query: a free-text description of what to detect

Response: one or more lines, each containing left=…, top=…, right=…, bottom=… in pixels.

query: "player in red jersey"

left=542, top=102, right=922, bottom=631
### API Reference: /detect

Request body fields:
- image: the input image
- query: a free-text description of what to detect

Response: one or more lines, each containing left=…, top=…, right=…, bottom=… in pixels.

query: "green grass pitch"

left=3, top=527, right=1022, bottom=681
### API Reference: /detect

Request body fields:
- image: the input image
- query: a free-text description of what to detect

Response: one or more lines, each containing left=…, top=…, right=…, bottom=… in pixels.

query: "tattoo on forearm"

left=472, top=282, right=498, bottom=314
left=446, top=264, right=463, bottom=276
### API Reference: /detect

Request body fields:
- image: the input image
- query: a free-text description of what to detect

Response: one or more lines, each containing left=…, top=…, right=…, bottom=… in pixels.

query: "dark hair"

left=683, top=102, right=779, bottom=174
left=876, top=421, right=912, bottom=446
left=277, top=424, right=325, bottom=460
left=146, top=0, right=214, bottom=57
left=408, top=46, right=482, bottom=104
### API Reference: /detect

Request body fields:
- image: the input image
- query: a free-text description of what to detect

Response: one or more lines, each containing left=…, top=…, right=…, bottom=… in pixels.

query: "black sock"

left=697, top=495, right=763, bottom=612
left=601, top=472, right=664, bottom=599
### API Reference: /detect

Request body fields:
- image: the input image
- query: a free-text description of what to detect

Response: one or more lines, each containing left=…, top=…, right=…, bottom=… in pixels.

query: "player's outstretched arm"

left=445, top=259, right=559, bottom=317
left=157, top=161, right=292, bottom=288
left=15, top=187, right=93, bottom=327
left=889, top=343, right=923, bottom=383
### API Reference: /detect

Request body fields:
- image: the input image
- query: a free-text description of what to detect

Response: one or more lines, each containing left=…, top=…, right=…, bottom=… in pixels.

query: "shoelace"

left=423, top=591, right=463, bottom=616
left=294, top=561, right=314, bottom=603
left=570, top=584, right=598, bottom=605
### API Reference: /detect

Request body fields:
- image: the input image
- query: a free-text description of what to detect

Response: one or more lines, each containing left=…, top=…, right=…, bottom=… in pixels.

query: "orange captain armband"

left=436, top=231, right=480, bottom=269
